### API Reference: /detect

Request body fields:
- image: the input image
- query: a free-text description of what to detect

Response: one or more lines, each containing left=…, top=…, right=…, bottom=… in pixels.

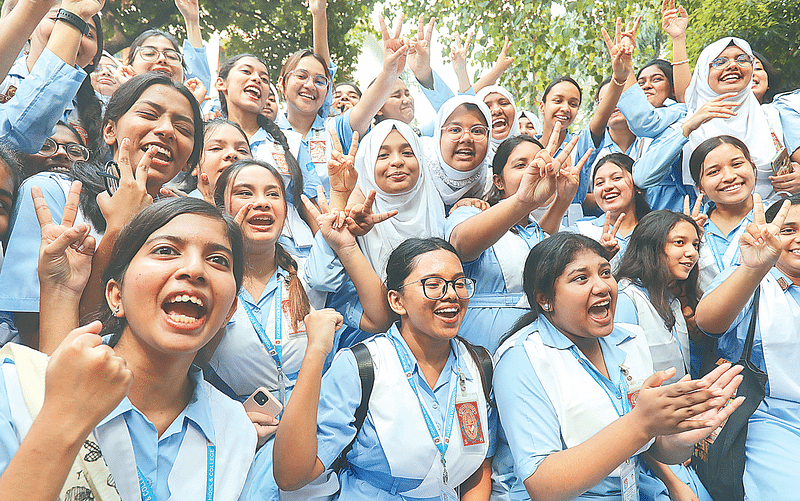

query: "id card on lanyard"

left=570, top=348, right=641, bottom=501
left=241, top=277, right=287, bottom=405
left=389, top=336, right=460, bottom=499
left=137, top=442, right=215, bottom=501
left=309, top=129, right=327, bottom=164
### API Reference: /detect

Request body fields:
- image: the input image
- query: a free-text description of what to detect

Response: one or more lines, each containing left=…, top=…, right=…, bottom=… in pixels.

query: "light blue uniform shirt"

left=295, top=326, right=496, bottom=501
left=0, top=173, right=76, bottom=313
left=0, top=364, right=217, bottom=501
left=0, top=49, right=85, bottom=153
left=182, top=40, right=212, bottom=93
left=249, top=126, right=322, bottom=205
left=445, top=205, right=543, bottom=353
left=494, top=316, right=664, bottom=500
left=772, top=89, right=800, bottom=153
left=701, top=266, right=800, bottom=500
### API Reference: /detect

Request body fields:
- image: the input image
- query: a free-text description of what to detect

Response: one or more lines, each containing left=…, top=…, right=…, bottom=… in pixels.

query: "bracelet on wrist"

left=672, top=59, right=689, bottom=66
left=55, top=8, right=90, bottom=36
left=612, top=76, right=627, bottom=87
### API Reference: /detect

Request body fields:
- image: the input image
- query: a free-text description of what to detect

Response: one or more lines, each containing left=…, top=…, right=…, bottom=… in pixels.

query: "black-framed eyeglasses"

left=397, top=277, right=476, bottom=300
left=709, top=54, right=752, bottom=69
left=286, top=69, right=329, bottom=89
left=38, top=137, right=90, bottom=161
left=440, top=124, right=490, bottom=142
left=135, top=46, right=183, bottom=64
left=98, top=161, right=120, bottom=196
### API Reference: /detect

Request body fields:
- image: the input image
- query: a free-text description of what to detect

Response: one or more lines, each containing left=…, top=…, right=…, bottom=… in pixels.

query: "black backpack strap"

left=474, top=345, right=494, bottom=403
left=331, top=342, right=374, bottom=472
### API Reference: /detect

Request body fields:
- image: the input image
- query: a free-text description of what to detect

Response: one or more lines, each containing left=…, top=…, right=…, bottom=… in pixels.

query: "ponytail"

left=275, top=243, right=311, bottom=331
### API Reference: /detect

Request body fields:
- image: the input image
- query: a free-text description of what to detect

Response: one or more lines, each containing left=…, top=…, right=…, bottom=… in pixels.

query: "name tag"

left=456, top=393, right=485, bottom=448
left=620, top=458, right=639, bottom=501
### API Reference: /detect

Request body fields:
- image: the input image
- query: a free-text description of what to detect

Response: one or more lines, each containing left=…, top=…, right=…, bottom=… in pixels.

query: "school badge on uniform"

left=456, top=400, right=484, bottom=446
left=309, top=139, right=326, bottom=164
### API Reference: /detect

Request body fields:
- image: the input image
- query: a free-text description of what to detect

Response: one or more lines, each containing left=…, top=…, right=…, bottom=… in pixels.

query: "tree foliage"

left=684, top=0, right=800, bottom=92
left=102, top=0, right=376, bottom=81
left=388, top=0, right=663, bottom=112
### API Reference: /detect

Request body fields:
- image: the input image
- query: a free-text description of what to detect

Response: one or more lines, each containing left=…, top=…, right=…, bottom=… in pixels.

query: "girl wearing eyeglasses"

left=275, top=0, right=414, bottom=194
left=21, top=121, right=89, bottom=178
left=274, top=237, right=496, bottom=501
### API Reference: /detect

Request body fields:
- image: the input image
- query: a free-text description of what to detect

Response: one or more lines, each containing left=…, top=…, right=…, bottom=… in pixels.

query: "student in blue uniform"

left=688, top=135, right=758, bottom=291
left=216, top=53, right=319, bottom=257
left=0, top=0, right=104, bottom=155
left=568, top=153, right=651, bottom=269
left=614, top=210, right=713, bottom=500
left=189, top=118, right=252, bottom=200
left=274, top=237, right=497, bottom=501
left=695, top=194, right=799, bottom=500
left=494, top=232, right=744, bottom=501
left=0, top=195, right=256, bottom=500
left=0, top=72, right=203, bottom=348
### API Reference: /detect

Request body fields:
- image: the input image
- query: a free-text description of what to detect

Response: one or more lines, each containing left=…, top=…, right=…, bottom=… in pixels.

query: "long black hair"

left=592, top=152, right=651, bottom=223
left=637, top=59, right=676, bottom=102
left=487, top=134, right=544, bottom=205
left=73, top=73, right=203, bottom=232
left=501, top=233, right=609, bottom=345
left=615, top=210, right=701, bottom=331
left=219, top=54, right=304, bottom=204
left=688, top=135, right=754, bottom=187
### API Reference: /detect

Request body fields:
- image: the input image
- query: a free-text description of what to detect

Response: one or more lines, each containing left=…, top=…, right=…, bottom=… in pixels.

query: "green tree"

left=102, top=0, right=376, bottom=81
left=684, top=0, right=800, bottom=92
left=388, top=0, right=662, bottom=112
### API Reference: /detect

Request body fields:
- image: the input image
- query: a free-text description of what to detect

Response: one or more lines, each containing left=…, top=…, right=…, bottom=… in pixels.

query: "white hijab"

left=476, top=85, right=521, bottom=154
left=355, top=120, right=446, bottom=277
left=683, top=37, right=784, bottom=199
left=422, top=95, right=493, bottom=205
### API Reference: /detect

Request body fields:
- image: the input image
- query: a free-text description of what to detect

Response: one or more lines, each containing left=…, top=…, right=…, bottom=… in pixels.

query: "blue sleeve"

left=318, top=62, right=337, bottom=121
left=773, top=91, right=800, bottom=153
left=632, top=125, right=688, bottom=189
left=303, top=232, right=347, bottom=293
left=494, top=344, right=563, bottom=483
left=316, top=349, right=362, bottom=467
left=699, top=265, right=750, bottom=338
left=613, top=290, right=640, bottom=325
left=335, top=111, right=354, bottom=151
left=573, top=127, right=602, bottom=203
left=181, top=40, right=211, bottom=92
left=324, top=280, right=365, bottom=332
left=0, top=49, right=85, bottom=153
left=0, top=176, right=67, bottom=312
left=444, top=205, right=482, bottom=240
left=617, top=85, right=686, bottom=139
left=459, top=86, right=476, bottom=96
left=0, top=360, right=21, bottom=476
left=419, top=70, right=455, bottom=113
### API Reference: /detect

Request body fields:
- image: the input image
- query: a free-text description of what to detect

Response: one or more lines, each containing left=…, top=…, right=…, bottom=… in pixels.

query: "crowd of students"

left=0, top=0, right=797, bottom=499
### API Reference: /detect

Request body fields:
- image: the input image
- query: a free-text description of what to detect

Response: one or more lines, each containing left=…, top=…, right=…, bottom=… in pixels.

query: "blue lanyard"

left=240, top=276, right=286, bottom=403
left=569, top=346, right=630, bottom=418
left=137, top=442, right=215, bottom=501
left=389, top=335, right=460, bottom=485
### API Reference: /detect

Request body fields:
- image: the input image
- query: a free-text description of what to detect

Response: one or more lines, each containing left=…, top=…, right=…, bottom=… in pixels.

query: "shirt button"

left=432, top=403, right=439, bottom=409
left=616, top=394, right=622, bottom=399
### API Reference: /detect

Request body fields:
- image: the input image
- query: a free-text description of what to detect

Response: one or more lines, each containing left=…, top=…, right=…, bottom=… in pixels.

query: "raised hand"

left=407, top=15, right=436, bottom=85
left=43, top=321, right=132, bottom=437
left=304, top=309, right=343, bottom=357
left=96, top=138, right=155, bottom=232
left=494, top=36, right=514, bottom=74
left=175, top=0, right=200, bottom=24
left=185, top=77, right=208, bottom=104
left=450, top=31, right=473, bottom=91
left=739, top=194, right=790, bottom=270
left=681, top=93, right=738, bottom=137
left=197, top=172, right=215, bottom=204
left=599, top=211, right=625, bottom=257
left=602, top=17, right=640, bottom=84
left=344, top=189, right=398, bottom=237
left=302, top=188, right=357, bottom=252
left=33, top=181, right=96, bottom=297
left=308, top=0, right=327, bottom=16
left=62, top=0, right=105, bottom=22
left=556, top=148, right=592, bottom=203
left=683, top=195, right=707, bottom=238
left=661, top=0, right=689, bottom=39
left=377, top=14, right=409, bottom=79
left=328, top=129, right=359, bottom=211
left=769, top=164, right=800, bottom=194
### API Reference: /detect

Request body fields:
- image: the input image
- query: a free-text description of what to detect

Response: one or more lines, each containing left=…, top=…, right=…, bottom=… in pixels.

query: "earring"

left=543, top=303, right=550, bottom=311
left=113, top=305, right=120, bottom=317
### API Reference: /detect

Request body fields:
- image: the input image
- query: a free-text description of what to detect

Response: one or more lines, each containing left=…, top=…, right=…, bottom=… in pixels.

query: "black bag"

left=693, top=287, right=768, bottom=501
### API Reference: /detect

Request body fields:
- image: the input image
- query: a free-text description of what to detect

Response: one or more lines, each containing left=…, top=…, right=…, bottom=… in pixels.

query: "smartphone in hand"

left=243, top=387, right=283, bottom=419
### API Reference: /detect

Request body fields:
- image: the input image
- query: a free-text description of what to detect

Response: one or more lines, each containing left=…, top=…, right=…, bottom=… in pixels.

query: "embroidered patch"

left=456, top=400, right=485, bottom=446
left=309, top=139, right=326, bottom=163
left=0, top=85, right=17, bottom=104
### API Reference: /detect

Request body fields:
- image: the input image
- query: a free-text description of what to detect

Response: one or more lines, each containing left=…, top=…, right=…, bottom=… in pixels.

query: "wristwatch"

left=55, top=8, right=91, bottom=37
